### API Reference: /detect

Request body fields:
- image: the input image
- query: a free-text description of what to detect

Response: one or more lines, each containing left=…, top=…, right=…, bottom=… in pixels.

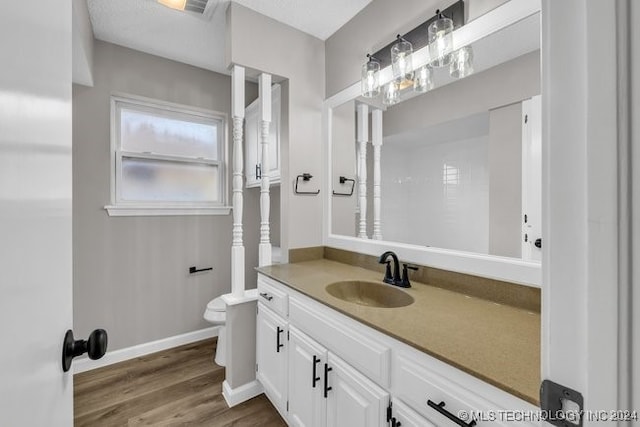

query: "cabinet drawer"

left=290, top=295, right=391, bottom=388
left=395, top=354, right=536, bottom=427
left=257, top=275, right=288, bottom=317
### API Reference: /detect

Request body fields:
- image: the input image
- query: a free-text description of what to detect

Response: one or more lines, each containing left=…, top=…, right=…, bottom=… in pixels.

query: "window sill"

left=104, top=205, right=232, bottom=217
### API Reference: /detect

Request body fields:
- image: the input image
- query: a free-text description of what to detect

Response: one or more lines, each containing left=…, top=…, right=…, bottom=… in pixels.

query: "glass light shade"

left=383, top=81, right=400, bottom=106
left=450, top=46, right=474, bottom=79
left=428, top=16, right=454, bottom=67
left=391, top=39, right=414, bottom=83
left=157, top=0, right=187, bottom=10
left=361, top=60, right=380, bottom=98
left=413, top=65, right=434, bottom=93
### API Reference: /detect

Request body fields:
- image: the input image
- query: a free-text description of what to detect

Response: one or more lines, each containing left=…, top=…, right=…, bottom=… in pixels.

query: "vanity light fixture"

left=359, top=1, right=468, bottom=100
left=413, top=65, right=434, bottom=93
left=361, top=54, right=381, bottom=98
left=450, top=46, right=474, bottom=78
left=383, top=81, right=400, bottom=106
left=157, top=0, right=187, bottom=11
left=391, top=35, right=414, bottom=85
left=428, top=10, right=454, bottom=67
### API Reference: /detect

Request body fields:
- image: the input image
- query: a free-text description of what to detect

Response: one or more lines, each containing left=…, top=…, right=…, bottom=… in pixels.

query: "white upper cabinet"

left=245, top=84, right=281, bottom=188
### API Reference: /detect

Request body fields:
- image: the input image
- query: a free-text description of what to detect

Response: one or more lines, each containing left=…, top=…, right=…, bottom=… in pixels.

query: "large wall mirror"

left=324, top=0, right=542, bottom=286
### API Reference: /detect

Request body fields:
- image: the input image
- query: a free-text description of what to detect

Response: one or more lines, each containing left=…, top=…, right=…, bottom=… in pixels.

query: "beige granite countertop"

left=257, top=259, right=540, bottom=406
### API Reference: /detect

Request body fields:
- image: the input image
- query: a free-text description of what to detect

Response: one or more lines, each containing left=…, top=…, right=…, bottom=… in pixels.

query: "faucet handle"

left=382, top=261, right=394, bottom=285
left=400, top=263, right=419, bottom=288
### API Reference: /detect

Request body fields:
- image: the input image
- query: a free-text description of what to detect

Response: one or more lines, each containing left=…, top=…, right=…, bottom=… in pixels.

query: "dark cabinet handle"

left=427, top=400, right=476, bottom=427
left=535, top=238, right=542, bottom=248
left=276, top=326, right=284, bottom=353
left=256, top=164, right=262, bottom=179
left=391, top=417, right=402, bottom=427
left=260, top=292, right=273, bottom=301
left=62, top=329, right=108, bottom=372
left=312, top=355, right=321, bottom=388
left=323, top=363, right=333, bottom=398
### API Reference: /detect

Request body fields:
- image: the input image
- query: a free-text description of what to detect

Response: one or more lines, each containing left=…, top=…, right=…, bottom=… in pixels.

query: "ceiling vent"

left=158, top=0, right=220, bottom=20
left=185, top=0, right=207, bottom=14
left=186, top=0, right=219, bottom=19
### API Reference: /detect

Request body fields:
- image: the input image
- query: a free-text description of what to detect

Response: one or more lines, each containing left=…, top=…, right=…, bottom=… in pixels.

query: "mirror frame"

left=322, top=0, right=542, bottom=287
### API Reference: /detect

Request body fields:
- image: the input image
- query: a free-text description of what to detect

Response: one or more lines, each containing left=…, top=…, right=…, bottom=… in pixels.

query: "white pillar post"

left=357, top=103, right=369, bottom=239
left=231, top=65, right=245, bottom=297
left=258, top=73, right=272, bottom=267
left=372, top=108, right=383, bottom=241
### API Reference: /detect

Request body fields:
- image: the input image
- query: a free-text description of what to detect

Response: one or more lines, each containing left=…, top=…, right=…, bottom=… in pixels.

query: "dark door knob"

left=62, top=329, right=108, bottom=372
left=535, top=238, right=542, bottom=249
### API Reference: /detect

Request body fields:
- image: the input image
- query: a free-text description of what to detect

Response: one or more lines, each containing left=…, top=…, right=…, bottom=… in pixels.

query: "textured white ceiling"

left=88, top=0, right=228, bottom=74
left=86, top=0, right=372, bottom=75
left=232, top=0, right=372, bottom=40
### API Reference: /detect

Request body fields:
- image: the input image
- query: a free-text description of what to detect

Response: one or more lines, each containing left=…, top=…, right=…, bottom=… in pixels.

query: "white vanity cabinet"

left=256, top=302, right=288, bottom=417
left=257, top=275, right=389, bottom=427
left=287, top=325, right=327, bottom=427
left=325, top=353, right=389, bottom=427
left=245, top=84, right=281, bottom=188
left=286, top=326, right=389, bottom=427
left=256, top=273, right=538, bottom=427
left=391, top=399, right=434, bottom=427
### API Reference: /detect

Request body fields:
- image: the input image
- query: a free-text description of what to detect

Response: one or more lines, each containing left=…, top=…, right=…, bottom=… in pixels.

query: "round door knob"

left=62, top=329, right=108, bottom=372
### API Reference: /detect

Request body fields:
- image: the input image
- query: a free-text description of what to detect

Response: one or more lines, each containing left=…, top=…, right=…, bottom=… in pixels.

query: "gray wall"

left=227, top=3, right=325, bottom=252
left=73, top=40, right=259, bottom=352
left=382, top=51, right=540, bottom=136
left=325, top=0, right=509, bottom=97
left=331, top=101, right=357, bottom=236
left=489, top=102, right=522, bottom=257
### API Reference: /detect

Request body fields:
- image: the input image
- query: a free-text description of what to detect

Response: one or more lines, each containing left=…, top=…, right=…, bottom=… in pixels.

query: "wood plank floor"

left=74, top=338, right=286, bottom=426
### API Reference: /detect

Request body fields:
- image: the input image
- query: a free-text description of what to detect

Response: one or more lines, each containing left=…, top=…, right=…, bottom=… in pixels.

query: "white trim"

left=73, top=327, right=218, bottom=374
left=221, top=289, right=258, bottom=306
left=104, top=205, right=231, bottom=216
left=222, top=379, right=264, bottom=408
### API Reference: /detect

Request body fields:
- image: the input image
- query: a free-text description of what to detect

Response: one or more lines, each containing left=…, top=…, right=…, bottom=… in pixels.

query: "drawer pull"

left=276, top=326, right=284, bottom=352
left=260, top=292, right=273, bottom=301
left=312, top=355, right=321, bottom=388
left=427, top=400, right=476, bottom=427
left=323, top=363, right=333, bottom=398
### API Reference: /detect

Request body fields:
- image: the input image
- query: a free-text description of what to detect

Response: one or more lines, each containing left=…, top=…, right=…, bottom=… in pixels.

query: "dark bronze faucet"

left=378, top=251, right=418, bottom=288
left=378, top=251, right=400, bottom=285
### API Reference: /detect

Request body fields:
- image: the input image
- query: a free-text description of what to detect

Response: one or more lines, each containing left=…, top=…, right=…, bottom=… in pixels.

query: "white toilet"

left=203, top=296, right=226, bottom=366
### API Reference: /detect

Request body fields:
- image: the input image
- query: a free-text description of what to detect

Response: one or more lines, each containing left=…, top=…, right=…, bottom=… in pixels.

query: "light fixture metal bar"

left=369, top=0, right=465, bottom=70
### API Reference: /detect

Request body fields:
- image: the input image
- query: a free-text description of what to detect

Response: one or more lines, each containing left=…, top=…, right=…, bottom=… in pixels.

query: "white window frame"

left=105, top=93, right=231, bottom=216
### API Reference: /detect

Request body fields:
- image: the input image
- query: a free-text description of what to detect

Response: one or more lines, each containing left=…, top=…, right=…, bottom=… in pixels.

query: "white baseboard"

left=222, top=379, right=263, bottom=408
left=73, top=326, right=219, bottom=374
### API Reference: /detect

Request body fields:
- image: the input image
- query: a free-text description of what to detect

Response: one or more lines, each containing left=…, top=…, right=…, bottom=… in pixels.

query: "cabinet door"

left=392, top=399, right=435, bottom=427
left=288, top=326, right=327, bottom=427
left=326, top=353, right=389, bottom=427
left=256, top=304, right=288, bottom=416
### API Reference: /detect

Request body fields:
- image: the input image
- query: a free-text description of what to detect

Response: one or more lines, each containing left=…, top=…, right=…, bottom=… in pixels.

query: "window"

left=106, top=95, right=229, bottom=216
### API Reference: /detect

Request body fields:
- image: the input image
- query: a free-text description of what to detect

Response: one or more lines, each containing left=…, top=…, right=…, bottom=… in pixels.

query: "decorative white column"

left=258, top=73, right=272, bottom=267
left=231, top=65, right=245, bottom=297
left=372, top=108, right=383, bottom=240
left=357, top=103, right=369, bottom=239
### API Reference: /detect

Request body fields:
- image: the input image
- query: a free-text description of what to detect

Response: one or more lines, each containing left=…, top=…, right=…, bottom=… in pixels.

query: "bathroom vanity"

left=255, top=259, right=540, bottom=427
